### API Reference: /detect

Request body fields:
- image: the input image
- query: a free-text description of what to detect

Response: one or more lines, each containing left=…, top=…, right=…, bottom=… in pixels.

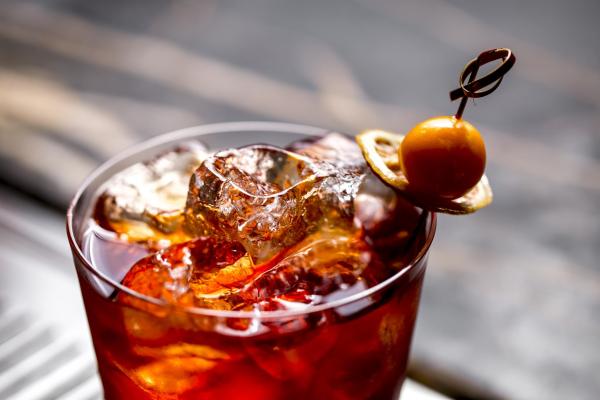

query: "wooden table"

left=0, top=1, right=598, bottom=398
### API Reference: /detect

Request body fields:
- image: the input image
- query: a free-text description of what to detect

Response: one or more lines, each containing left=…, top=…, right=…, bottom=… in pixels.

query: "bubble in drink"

left=97, top=141, right=208, bottom=247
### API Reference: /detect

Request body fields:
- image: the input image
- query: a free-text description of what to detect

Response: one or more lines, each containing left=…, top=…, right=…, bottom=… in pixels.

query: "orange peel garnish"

left=356, top=129, right=493, bottom=215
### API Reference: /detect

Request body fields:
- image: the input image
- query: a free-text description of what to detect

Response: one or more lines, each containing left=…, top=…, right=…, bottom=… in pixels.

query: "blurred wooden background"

left=0, top=0, right=599, bottom=399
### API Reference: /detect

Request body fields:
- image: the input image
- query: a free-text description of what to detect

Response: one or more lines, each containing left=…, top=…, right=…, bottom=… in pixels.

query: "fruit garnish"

left=356, top=129, right=492, bottom=214
left=356, top=129, right=407, bottom=190
left=357, top=48, right=515, bottom=215
left=400, top=116, right=486, bottom=199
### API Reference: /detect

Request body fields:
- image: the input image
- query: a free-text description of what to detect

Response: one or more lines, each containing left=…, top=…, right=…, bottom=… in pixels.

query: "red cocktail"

left=67, top=122, right=435, bottom=400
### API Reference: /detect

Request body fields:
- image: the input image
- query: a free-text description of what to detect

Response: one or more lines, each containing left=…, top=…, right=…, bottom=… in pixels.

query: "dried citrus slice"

left=356, top=129, right=493, bottom=215
left=356, top=130, right=408, bottom=190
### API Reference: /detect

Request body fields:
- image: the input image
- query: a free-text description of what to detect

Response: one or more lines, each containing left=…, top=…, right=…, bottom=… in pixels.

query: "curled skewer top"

left=450, top=48, right=516, bottom=119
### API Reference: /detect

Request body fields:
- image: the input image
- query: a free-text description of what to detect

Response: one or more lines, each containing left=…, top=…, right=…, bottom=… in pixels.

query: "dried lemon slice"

left=356, top=129, right=493, bottom=215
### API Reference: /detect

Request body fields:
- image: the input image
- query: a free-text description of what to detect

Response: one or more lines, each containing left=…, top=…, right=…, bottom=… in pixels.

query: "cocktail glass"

left=66, top=122, right=436, bottom=400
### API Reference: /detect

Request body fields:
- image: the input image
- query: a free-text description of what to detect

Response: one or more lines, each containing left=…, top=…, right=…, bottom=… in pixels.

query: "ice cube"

left=118, top=237, right=247, bottom=312
left=288, top=132, right=368, bottom=225
left=238, top=227, right=387, bottom=310
left=132, top=356, right=216, bottom=394
left=189, top=253, right=255, bottom=304
left=185, top=145, right=328, bottom=262
left=128, top=345, right=231, bottom=394
left=293, top=133, right=420, bottom=239
left=98, top=141, right=208, bottom=247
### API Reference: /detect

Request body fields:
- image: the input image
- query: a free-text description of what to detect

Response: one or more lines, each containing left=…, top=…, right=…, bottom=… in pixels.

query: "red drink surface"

left=74, top=133, right=432, bottom=400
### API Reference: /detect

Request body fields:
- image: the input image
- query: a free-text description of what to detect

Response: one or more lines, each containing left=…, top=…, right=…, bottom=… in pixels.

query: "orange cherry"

left=399, top=116, right=486, bottom=199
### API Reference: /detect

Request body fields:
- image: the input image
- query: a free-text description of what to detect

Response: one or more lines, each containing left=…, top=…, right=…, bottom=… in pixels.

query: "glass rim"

left=66, top=121, right=436, bottom=320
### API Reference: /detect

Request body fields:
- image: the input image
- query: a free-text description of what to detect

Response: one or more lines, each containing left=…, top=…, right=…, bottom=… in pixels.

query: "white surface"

left=402, top=380, right=448, bottom=400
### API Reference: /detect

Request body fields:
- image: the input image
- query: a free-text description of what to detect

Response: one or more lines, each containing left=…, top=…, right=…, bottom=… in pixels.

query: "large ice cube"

left=118, top=237, right=246, bottom=312
left=128, top=343, right=231, bottom=394
left=185, top=145, right=330, bottom=262
left=98, top=142, right=207, bottom=246
left=185, top=134, right=373, bottom=262
left=289, top=132, right=369, bottom=226
left=236, top=227, right=388, bottom=311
